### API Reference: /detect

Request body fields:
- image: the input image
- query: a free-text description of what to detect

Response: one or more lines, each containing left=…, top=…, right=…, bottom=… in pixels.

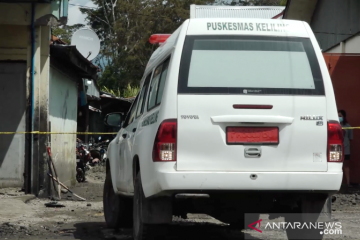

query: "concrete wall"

left=0, top=23, right=50, bottom=191
left=0, top=63, right=27, bottom=188
left=0, top=2, right=67, bottom=26
left=327, top=34, right=360, bottom=54
left=49, top=66, right=78, bottom=187
left=0, top=25, right=29, bottom=62
left=0, top=3, right=53, bottom=26
left=0, top=2, right=69, bottom=194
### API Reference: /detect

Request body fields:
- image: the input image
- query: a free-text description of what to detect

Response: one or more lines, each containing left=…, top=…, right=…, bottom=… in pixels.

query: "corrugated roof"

left=190, top=5, right=285, bottom=19
left=89, top=105, right=101, bottom=113
left=50, top=45, right=99, bottom=80
left=100, top=92, right=135, bottom=103
left=50, top=35, right=101, bottom=73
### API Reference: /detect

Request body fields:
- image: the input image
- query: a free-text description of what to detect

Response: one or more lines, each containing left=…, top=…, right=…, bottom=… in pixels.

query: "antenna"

left=71, top=28, right=100, bottom=61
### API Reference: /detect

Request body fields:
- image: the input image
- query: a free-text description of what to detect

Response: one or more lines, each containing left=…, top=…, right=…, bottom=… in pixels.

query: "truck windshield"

left=178, top=36, right=324, bottom=95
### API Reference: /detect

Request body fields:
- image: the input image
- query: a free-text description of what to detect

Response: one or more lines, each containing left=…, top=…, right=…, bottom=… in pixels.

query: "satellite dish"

left=71, top=28, right=100, bottom=61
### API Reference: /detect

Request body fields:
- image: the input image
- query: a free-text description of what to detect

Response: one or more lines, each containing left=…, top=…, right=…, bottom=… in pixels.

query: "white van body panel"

left=177, top=95, right=328, bottom=172
left=133, top=20, right=190, bottom=197
left=107, top=18, right=342, bottom=198
left=303, top=21, right=342, bottom=174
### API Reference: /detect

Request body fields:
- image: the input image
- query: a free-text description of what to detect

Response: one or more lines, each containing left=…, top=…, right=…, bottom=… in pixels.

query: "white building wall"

left=49, top=66, right=78, bottom=186
left=327, top=34, right=360, bottom=53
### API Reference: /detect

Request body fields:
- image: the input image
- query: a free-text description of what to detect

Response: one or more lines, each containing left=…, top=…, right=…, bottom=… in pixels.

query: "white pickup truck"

left=103, top=17, right=343, bottom=240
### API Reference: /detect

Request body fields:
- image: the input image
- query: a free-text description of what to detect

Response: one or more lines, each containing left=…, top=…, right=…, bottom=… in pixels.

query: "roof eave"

left=283, top=0, right=318, bottom=24
left=50, top=45, right=98, bottom=80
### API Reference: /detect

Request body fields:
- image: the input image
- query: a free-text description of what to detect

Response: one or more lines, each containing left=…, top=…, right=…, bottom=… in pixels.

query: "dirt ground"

left=1, top=165, right=360, bottom=240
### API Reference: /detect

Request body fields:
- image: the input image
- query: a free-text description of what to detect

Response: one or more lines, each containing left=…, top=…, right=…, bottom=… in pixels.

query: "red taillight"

left=149, top=34, right=171, bottom=44
left=153, top=119, right=177, bottom=162
left=327, top=121, right=344, bottom=162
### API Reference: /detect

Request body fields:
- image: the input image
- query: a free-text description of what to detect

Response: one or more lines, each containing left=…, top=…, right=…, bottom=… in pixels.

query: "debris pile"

left=0, top=222, right=45, bottom=238
left=332, top=189, right=360, bottom=211
left=86, top=164, right=106, bottom=181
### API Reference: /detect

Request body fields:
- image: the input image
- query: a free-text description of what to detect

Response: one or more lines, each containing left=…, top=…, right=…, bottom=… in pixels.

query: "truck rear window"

left=178, top=36, right=324, bottom=95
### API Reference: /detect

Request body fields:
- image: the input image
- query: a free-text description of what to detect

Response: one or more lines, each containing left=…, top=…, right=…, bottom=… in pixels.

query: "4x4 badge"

left=300, top=115, right=323, bottom=120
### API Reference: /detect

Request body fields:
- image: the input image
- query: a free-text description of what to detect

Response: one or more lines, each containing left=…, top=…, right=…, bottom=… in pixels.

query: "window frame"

left=122, top=94, right=139, bottom=128
left=147, top=56, right=171, bottom=111
left=178, top=35, right=325, bottom=96
left=136, top=73, right=152, bottom=118
left=155, top=58, right=170, bottom=105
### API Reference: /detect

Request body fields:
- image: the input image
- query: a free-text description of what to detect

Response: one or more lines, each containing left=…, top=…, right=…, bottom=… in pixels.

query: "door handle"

left=244, top=148, right=262, bottom=158
left=122, top=133, right=127, bottom=138
left=132, top=128, right=137, bottom=133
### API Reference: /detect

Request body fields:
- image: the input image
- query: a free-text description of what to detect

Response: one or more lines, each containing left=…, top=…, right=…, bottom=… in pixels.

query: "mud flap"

left=320, top=195, right=332, bottom=221
left=302, top=194, right=331, bottom=222
left=142, top=196, right=172, bottom=224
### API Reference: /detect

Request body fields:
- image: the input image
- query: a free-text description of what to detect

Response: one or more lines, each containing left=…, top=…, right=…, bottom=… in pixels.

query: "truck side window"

left=148, top=65, right=163, bottom=110
left=147, top=57, right=171, bottom=110
left=156, top=58, right=170, bottom=105
left=122, top=95, right=139, bottom=128
left=136, top=74, right=152, bottom=118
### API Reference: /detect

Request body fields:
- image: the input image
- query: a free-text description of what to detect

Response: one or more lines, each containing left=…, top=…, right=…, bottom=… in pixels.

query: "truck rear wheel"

left=133, top=173, right=165, bottom=240
left=103, top=167, right=132, bottom=229
left=285, top=196, right=328, bottom=240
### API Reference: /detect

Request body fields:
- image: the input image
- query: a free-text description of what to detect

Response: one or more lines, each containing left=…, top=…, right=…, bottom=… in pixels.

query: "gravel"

left=1, top=168, right=359, bottom=240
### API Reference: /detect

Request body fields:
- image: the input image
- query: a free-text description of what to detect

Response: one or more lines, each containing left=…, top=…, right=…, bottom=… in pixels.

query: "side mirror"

left=104, top=113, right=123, bottom=128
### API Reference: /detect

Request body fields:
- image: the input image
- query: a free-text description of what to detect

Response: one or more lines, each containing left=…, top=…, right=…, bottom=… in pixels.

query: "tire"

left=76, top=168, right=85, bottom=183
left=133, top=173, right=163, bottom=240
left=285, top=196, right=328, bottom=240
left=103, top=167, right=133, bottom=229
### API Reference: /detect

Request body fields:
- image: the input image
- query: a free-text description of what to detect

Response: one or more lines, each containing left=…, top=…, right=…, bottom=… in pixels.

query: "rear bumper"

left=145, top=170, right=342, bottom=197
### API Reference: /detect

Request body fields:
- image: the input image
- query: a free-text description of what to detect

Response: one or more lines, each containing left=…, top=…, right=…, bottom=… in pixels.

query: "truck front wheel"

left=103, top=166, right=132, bottom=229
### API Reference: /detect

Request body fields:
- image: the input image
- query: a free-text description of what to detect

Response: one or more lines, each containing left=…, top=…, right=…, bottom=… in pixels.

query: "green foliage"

left=81, top=0, right=214, bottom=93
left=82, top=0, right=286, bottom=95
left=122, top=84, right=140, bottom=98
left=101, top=84, right=140, bottom=98
left=101, top=86, right=122, bottom=97
left=51, top=24, right=85, bottom=44
left=279, top=0, right=287, bottom=6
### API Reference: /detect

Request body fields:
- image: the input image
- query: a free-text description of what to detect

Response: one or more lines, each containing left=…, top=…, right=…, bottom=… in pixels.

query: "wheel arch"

left=106, top=158, right=119, bottom=194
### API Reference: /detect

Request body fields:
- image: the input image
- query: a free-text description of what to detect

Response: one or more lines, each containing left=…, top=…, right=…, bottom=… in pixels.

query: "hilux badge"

left=300, top=115, right=323, bottom=121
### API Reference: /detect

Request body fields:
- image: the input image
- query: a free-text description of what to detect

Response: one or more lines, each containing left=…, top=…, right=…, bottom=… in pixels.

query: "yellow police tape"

left=0, top=131, right=117, bottom=135
left=0, top=127, right=358, bottom=134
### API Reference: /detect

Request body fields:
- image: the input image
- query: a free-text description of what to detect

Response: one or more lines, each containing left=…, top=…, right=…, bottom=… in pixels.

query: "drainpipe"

left=30, top=3, right=36, bottom=194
